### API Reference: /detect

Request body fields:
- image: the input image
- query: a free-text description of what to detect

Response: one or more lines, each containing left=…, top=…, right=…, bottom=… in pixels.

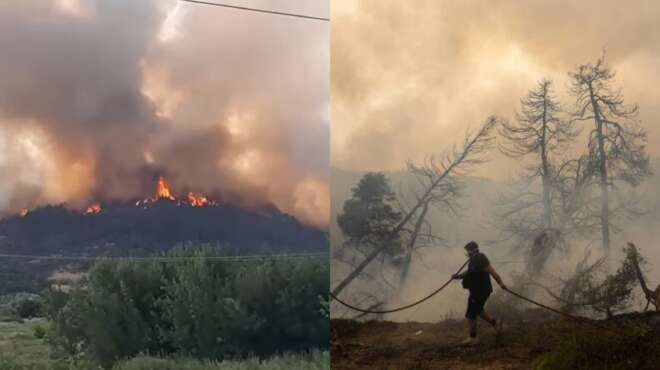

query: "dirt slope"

left=331, top=311, right=660, bottom=370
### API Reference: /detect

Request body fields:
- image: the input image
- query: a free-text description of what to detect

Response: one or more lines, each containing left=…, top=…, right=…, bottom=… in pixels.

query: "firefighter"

left=452, top=241, right=507, bottom=344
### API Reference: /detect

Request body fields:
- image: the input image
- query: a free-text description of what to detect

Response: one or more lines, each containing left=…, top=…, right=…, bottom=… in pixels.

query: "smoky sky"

left=332, top=0, right=660, bottom=178
left=0, top=0, right=329, bottom=227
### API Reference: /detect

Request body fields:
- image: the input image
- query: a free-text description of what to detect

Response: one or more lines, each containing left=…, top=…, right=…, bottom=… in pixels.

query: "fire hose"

left=329, top=259, right=609, bottom=330
left=328, top=259, right=470, bottom=314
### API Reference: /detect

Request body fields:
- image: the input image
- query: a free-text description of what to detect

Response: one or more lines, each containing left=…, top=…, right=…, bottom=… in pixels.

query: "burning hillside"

left=0, top=175, right=327, bottom=294
left=17, top=176, right=219, bottom=218
left=132, top=176, right=217, bottom=209
left=0, top=174, right=325, bottom=257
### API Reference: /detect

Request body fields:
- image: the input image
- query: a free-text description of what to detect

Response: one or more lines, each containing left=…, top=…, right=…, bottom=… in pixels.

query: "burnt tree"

left=497, top=79, right=578, bottom=278
left=569, top=55, right=650, bottom=253
left=499, top=79, right=577, bottom=229
left=332, top=117, right=497, bottom=297
left=627, top=242, right=660, bottom=312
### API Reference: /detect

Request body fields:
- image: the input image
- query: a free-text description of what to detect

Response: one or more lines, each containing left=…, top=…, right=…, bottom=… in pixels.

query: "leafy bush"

left=45, top=246, right=329, bottom=368
left=15, top=299, right=42, bottom=319
left=0, top=293, right=43, bottom=319
left=33, top=323, right=47, bottom=339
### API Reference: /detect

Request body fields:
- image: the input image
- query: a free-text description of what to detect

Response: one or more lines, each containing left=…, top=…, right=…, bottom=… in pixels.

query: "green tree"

left=337, top=172, right=403, bottom=258
left=45, top=247, right=328, bottom=368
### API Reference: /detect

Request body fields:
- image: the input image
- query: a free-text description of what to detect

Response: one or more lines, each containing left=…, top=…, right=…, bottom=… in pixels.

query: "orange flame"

left=156, top=176, right=175, bottom=200
left=187, top=192, right=210, bottom=207
left=77, top=176, right=219, bottom=212
left=85, top=203, right=102, bottom=215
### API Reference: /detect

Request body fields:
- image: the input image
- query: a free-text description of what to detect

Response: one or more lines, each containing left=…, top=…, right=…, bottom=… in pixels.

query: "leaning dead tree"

left=496, top=79, right=579, bottom=280
left=569, top=54, right=651, bottom=253
left=395, top=195, right=433, bottom=286
left=332, top=116, right=498, bottom=297
left=542, top=242, right=658, bottom=318
left=394, top=150, right=470, bottom=286
left=626, top=242, right=660, bottom=312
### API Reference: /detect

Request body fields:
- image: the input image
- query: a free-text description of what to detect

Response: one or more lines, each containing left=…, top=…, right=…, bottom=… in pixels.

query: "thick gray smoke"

left=332, top=0, right=660, bottom=178
left=0, top=0, right=329, bottom=227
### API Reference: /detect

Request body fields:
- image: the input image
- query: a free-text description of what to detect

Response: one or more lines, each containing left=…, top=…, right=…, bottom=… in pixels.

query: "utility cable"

left=178, top=0, right=329, bottom=21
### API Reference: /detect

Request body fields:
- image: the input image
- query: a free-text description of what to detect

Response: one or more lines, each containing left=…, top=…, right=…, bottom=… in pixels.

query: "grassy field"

left=0, top=320, right=329, bottom=370
left=0, top=319, right=59, bottom=370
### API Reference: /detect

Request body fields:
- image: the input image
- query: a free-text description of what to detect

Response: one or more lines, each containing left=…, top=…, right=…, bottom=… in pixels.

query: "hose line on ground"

left=331, top=260, right=611, bottom=332
left=329, top=259, right=469, bottom=314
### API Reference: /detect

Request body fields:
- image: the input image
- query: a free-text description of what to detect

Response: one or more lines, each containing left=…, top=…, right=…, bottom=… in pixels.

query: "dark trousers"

left=465, top=290, right=490, bottom=320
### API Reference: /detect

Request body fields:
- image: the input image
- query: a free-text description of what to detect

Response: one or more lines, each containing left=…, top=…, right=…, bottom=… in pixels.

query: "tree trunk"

left=331, top=119, right=494, bottom=297
left=589, top=84, right=611, bottom=253
left=399, top=201, right=429, bottom=287
left=332, top=161, right=457, bottom=296
left=540, top=87, right=552, bottom=229
left=399, top=251, right=412, bottom=287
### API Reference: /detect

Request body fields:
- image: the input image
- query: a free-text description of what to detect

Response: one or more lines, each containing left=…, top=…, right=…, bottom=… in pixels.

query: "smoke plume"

left=332, top=0, right=660, bottom=179
left=0, top=0, right=329, bottom=227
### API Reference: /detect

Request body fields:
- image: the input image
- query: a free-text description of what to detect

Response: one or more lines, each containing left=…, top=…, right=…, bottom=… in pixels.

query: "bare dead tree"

left=396, top=198, right=430, bottom=286
left=496, top=79, right=579, bottom=283
left=394, top=152, right=465, bottom=287
left=552, top=155, right=601, bottom=238
left=331, top=116, right=498, bottom=297
left=499, top=79, right=578, bottom=228
left=569, top=54, right=651, bottom=253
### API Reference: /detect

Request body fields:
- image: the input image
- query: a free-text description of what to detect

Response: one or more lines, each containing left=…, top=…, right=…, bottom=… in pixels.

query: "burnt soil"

left=331, top=310, right=660, bottom=370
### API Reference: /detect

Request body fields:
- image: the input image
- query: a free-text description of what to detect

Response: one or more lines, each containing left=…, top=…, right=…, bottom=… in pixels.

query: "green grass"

left=0, top=319, right=61, bottom=370
left=0, top=320, right=329, bottom=370
left=114, top=351, right=329, bottom=370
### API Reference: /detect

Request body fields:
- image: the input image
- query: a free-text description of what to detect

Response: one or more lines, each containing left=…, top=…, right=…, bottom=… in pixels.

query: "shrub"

left=16, top=298, right=42, bottom=319
left=0, top=292, right=44, bottom=319
left=45, top=246, right=329, bottom=368
left=33, top=322, right=47, bottom=339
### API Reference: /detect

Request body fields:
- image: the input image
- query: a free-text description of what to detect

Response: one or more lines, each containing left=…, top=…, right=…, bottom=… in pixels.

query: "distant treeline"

left=43, top=246, right=329, bottom=369
left=0, top=201, right=328, bottom=294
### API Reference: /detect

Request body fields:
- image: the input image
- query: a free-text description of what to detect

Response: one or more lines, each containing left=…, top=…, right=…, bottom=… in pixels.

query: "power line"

left=178, top=0, right=329, bottom=22
left=0, top=252, right=328, bottom=262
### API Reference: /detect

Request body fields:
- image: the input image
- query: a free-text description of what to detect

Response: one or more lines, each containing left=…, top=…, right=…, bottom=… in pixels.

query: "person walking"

left=452, top=241, right=507, bottom=345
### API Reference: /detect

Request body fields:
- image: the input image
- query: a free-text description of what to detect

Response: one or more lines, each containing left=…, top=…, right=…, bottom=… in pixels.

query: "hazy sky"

left=0, top=0, right=329, bottom=227
left=331, top=0, right=660, bottom=179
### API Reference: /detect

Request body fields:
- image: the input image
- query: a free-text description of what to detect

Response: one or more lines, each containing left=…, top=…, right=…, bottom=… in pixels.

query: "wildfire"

left=85, top=203, right=102, bottom=215
left=156, top=176, right=175, bottom=200
left=83, top=176, right=217, bottom=213
left=187, top=192, right=216, bottom=207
